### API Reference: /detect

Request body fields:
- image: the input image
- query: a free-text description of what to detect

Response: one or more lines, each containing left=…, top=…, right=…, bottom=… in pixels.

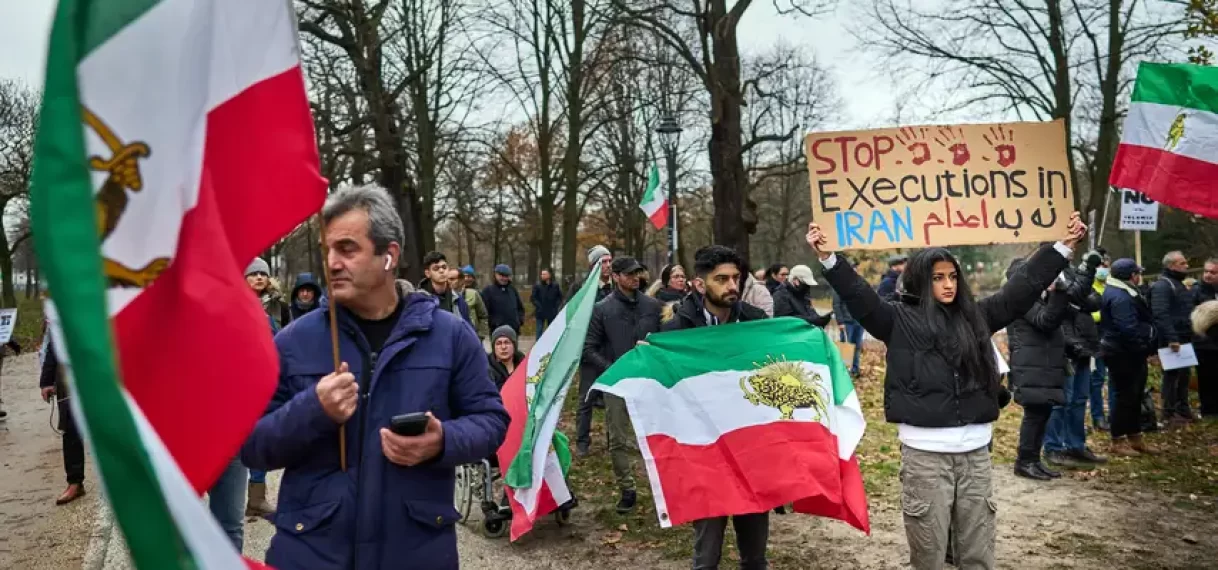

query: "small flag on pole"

left=639, top=163, right=667, bottom=229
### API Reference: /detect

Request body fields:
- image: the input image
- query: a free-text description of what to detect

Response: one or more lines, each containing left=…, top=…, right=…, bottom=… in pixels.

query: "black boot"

left=1068, top=447, right=1108, bottom=465
left=615, top=489, right=637, bottom=514
left=1033, top=462, right=1061, bottom=479
left=1014, top=462, right=1051, bottom=481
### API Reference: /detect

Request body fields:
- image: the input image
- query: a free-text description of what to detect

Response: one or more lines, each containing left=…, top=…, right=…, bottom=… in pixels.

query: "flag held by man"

left=590, top=317, right=870, bottom=533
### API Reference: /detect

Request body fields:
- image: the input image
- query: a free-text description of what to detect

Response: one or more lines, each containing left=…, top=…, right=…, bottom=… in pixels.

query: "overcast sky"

left=0, top=2, right=898, bottom=129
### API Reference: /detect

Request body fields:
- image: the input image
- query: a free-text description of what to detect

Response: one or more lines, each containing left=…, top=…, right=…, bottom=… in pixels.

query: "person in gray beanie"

left=246, top=258, right=289, bottom=329
left=487, top=325, right=525, bottom=389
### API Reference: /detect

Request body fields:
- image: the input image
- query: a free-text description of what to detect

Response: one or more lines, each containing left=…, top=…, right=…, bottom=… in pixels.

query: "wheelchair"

left=454, top=459, right=575, bottom=538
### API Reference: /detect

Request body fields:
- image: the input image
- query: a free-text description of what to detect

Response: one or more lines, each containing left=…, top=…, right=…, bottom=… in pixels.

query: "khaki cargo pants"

left=605, top=393, right=635, bottom=491
left=900, top=445, right=996, bottom=570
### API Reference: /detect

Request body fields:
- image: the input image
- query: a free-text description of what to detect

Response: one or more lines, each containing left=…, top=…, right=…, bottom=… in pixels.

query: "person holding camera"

left=1044, top=254, right=1108, bottom=468
left=1005, top=256, right=1074, bottom=481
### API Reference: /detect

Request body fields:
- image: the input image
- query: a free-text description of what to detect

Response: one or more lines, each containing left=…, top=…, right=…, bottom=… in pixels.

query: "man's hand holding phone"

left=381, top=412, right=444, bottom=467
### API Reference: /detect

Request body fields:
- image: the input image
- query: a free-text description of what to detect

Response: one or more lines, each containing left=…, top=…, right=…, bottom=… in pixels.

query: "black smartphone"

left=390, top=412, right=429, bottom=437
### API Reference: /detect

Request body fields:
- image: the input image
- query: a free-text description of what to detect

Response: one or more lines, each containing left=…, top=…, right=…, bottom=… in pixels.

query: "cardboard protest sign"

left=805, top=120, right=1072, bottom=250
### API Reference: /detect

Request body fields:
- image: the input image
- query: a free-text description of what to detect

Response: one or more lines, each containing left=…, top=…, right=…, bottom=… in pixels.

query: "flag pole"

left=315, top=213, right=347, bottom=472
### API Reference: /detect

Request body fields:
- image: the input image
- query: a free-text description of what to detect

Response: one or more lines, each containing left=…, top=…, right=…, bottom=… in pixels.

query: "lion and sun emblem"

left=740, top=358, right=828, bottom=421
left=83, top=106, right=171, bottom=289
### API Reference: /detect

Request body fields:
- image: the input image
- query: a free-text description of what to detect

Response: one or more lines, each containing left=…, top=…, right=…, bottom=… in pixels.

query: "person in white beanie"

left=772, top=265, right=832, bottom=327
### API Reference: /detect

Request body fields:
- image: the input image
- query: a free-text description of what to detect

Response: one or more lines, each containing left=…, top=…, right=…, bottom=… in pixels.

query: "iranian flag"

left=497, top=262, right=603, bottom=540
left=1110, top=62, right=1218, bottom=218
left=639, top=163, right=667, bottom=229
left=591, top=317, right=870, bottom=533
left=31, top=0, right=325, bottom=568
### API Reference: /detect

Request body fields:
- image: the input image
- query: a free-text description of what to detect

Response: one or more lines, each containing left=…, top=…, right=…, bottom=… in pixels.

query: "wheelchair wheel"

left=453, top=464, right=476, bottom=523
left=483, top=517, right=508, bottom=538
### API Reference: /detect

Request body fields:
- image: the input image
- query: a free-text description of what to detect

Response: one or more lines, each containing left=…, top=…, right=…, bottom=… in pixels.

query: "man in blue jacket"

left=242, top=183, right=509, bottom=570
left=1098, top=258, right=1156, bottom=457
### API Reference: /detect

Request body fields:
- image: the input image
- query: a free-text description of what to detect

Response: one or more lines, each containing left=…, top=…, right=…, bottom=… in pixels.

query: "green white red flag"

left=497, top=262, right=602, bottom=540
left=590, top=317, right=870, bottom=533
left=31, top=0, right=325, bottom=567
left=638, top=163, right=667, bottom=229
left=1110, top=62, right=1218, bottom=218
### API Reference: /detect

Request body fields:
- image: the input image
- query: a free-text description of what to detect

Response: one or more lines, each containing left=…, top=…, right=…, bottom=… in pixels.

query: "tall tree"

left=0, top=80, right=37, bottom=308
left=298, top=0, right=426, bottom=281
left=610, top=0, right=833, bottom=266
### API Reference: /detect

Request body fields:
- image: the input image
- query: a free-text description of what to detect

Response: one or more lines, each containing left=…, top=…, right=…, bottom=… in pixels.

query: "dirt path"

left=0, top=354, right=100, bottom=570
left=770, top=469, right=1218, bottom=569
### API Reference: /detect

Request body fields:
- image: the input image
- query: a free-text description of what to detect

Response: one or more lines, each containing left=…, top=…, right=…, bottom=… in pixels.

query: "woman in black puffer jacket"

left=809, top=213, right=1085, bottom=570
left=1004, top=258, right=1071, bottom=482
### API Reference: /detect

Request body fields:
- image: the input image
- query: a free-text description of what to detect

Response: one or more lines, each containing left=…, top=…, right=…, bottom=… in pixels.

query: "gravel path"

left=0, top=354, right=100, bottom=570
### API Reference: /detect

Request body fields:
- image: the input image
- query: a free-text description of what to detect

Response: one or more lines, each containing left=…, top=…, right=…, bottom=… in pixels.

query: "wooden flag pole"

left=1135, top=229, right=1143, bottom=268
left=315, top=213, right=347, bottom=472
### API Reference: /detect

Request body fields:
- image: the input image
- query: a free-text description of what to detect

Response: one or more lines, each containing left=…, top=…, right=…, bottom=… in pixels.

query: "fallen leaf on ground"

left=1183, top=534, right=1199, bottom=544
left=618, top=524, right=628, bottom=531
left=602, top=531, right=622, bottom=545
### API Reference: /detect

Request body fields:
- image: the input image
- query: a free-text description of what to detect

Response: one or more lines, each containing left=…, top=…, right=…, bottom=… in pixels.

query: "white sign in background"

left=0, top=308, right=18, bottom=345
left=1119, top=189, right=1159, bottom=231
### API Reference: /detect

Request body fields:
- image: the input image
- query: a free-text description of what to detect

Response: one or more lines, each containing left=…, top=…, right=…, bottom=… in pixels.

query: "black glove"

left=812, top=313, right=833, bottom=328
left=997, top=384, right=1012, bottom=409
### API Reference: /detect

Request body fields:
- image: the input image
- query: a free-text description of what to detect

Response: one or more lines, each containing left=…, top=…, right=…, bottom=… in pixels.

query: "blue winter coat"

left=241, top=293, right=509, bottom=570
left=1099, top=279, right=1157, bottom=357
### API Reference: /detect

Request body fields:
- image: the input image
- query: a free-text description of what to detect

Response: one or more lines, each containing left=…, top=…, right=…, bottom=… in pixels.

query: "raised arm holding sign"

left=805, top=120, right=1073, bottom=249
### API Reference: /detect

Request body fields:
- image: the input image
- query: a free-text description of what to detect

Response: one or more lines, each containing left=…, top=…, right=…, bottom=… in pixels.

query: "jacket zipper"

left=350, top=347, right=376, bottom=570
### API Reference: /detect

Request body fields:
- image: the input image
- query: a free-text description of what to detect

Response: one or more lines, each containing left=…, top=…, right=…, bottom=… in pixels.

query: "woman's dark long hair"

left=901, top=247, right=999, bottom=394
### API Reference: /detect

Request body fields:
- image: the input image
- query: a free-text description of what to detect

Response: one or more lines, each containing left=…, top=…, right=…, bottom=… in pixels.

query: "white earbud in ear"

left=384, top=255, right=393, bottom=271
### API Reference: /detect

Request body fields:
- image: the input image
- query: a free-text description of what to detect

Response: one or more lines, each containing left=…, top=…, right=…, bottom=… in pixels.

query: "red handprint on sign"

left=982, top=125, right=1016, bottom=167
left=894, top=127, right=932, bottom=166
left=934, top=126, right=970, bottom=166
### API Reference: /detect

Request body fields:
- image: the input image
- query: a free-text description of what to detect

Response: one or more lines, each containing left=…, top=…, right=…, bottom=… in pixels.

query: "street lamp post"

left=656, top=115, right=683, bottom=266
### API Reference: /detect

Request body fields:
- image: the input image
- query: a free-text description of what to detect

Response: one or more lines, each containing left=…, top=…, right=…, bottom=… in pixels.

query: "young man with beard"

left=662, top=245, right=769, bottom=570
left=1151, top=251, right=1197, bottom=426
left=581, top=256, right=662, bottom=513
left=1192, top=258, right=1218, bottom=419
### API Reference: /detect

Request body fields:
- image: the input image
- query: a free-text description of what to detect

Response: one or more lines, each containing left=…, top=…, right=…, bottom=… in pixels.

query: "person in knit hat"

left=487, top=325, right=524, bottom=389
left=246, top=258, right=289, bottom=329
left=569, top=245, right=613, bottom=303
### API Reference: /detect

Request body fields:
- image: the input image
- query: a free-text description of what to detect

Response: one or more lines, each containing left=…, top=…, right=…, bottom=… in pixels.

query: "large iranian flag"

left=497, top=262, right=602, bottom=540
left=1110, top=62, right=1218, bottom=218
left=638, top=163, right=667, bottom=229
left=591, top=317, right=870, bottom=533
left=31, top=0, right=325, bottom=568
